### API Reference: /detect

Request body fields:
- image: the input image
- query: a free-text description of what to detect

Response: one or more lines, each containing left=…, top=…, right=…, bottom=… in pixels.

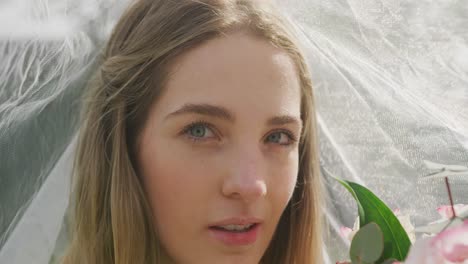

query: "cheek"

left=260, top=150, right=299, bottom=230
left=138, top=139, right=224, bottom=261
left=270, top=151, right=299, bottom=199
left=138, top=139, right=218, bottom=228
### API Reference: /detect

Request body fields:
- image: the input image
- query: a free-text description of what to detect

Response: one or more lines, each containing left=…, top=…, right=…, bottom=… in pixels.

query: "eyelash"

left=180, top=120, right=298, bottom=146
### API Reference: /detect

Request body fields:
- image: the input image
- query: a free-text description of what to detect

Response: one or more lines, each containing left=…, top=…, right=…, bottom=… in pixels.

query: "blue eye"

left=182, top=121, right=216, bottom=141
left=189, top=124, right=208, bottom=137
left=266, top=131, right=296, bottom=146
left=182, top=121, right=297, bottom=146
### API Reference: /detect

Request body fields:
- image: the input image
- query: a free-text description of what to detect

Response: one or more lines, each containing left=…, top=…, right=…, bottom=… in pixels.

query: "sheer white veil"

left=1, top=0, right=467, bottom=263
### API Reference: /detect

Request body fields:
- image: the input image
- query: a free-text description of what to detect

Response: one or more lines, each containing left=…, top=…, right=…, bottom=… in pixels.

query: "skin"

left=137, top=31, right=302, bottom=264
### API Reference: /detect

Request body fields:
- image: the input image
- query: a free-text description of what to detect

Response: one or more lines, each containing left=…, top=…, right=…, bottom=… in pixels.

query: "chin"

left=216, top=254, right=262, bottom=264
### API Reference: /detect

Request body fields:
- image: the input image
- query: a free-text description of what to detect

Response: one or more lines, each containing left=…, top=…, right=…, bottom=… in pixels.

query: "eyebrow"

left=164, top=103, right=303, bottom=128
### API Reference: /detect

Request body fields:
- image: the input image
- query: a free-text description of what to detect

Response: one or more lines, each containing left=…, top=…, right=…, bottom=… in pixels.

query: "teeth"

left=219, top=224, right=254, bottom=231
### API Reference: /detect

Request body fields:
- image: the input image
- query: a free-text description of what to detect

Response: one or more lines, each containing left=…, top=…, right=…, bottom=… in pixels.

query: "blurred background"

left=0, top=0, right=467, bottom=263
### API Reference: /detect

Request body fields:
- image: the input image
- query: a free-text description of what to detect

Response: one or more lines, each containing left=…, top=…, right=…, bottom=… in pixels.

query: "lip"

left=208, top=217, right=263, bottom=246
left=209, top=217, right=263, bottom=227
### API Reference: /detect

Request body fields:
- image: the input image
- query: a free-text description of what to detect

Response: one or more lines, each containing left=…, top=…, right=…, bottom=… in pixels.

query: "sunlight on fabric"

left=0, top=137, right=75, bottom=264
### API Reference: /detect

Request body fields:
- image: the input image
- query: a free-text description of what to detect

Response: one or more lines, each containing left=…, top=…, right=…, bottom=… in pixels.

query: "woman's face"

left=138, top=31, right=302, bottom=264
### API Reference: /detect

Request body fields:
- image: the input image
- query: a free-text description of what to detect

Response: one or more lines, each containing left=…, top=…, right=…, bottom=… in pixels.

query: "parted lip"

left=209, top=217, right=263, bottom=227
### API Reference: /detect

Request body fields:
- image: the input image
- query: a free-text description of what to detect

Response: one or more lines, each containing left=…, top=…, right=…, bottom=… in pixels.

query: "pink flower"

left=437, top=204, right=468, bottom=219
left=403, top=220, right=468, bottom=264
left=417, top=204, right=468, bottom=236
left=339, top=226, right=358, bottom=242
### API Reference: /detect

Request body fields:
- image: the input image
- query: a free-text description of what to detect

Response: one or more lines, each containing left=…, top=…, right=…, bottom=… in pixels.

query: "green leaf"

left=350, top=222, right=384, bottom=264
left=335, top=178, right=411, bottom=262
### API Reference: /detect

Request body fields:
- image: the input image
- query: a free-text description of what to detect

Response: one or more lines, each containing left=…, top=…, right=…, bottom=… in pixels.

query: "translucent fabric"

left=0, top=0, right=467, bottom=263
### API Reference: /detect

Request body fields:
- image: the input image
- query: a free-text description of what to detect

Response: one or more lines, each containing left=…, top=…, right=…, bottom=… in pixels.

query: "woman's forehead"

left=168, top=31, right=298, bottom=84
left=156, top=31, right=301, bottom=120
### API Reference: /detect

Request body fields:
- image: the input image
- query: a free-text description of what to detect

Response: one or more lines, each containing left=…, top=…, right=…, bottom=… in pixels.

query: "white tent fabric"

left=0, top=0, right=467, bottom=263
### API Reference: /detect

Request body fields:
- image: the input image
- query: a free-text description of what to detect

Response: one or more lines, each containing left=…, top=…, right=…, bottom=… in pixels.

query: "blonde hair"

left=62, top=0, right=323, bottom=263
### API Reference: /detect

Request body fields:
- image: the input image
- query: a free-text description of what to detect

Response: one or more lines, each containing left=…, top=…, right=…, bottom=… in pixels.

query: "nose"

left=221, top=146, right=267, bottom=203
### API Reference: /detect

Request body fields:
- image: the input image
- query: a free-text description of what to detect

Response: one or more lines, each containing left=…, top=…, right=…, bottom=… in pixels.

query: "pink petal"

left=437, top=205, right=456, bottom=219
left=404, top=237, right=444, bottom=264
left=444, top=244, right=468, bottom=262
left=432, top=220, right=468, bottom=262
left=339, top=226, right=353, bottom=239
left=437, top=204, right=468, bottom=219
